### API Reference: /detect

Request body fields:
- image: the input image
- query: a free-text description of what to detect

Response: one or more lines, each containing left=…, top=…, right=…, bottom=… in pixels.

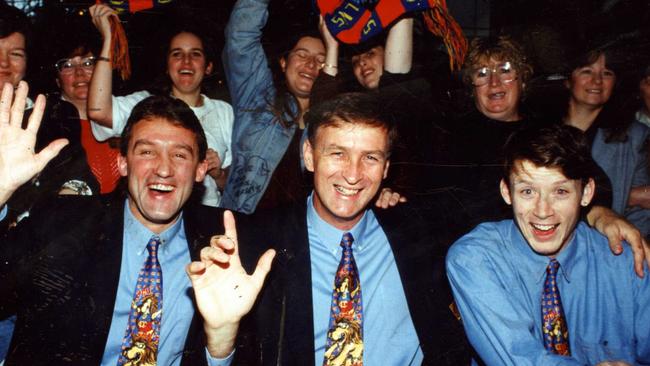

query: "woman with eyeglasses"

left=562, top=48, right=650, bottom=237
left=434, top=35, right=536, bottom=228
left=48, top=43, right=121, bottom=195
left=87, top=4, right=234, bottom=208
left=432, top=37, right=645, bottom=252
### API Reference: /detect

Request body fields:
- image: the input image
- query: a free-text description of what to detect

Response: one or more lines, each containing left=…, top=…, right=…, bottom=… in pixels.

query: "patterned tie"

left=323, top=233, right=364, bottom=366
left=541, top=259, right=570, bottom=355
left=118, top=236, right=163, bottom=365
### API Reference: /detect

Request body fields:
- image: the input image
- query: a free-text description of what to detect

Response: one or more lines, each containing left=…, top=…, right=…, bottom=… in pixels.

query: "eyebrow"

left=132, top=139, right=196, bottom=155
left=513, top=178, right=571, bottom=186
left=293, top=47, right=326, bottom=56
left=169, top=47, right=205, bottom=52
left=323, top=144, right=387, bottom=158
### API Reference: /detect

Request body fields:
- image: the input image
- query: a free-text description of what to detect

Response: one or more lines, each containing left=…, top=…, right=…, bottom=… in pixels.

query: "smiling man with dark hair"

left=447, top=124, right=650, bottom=365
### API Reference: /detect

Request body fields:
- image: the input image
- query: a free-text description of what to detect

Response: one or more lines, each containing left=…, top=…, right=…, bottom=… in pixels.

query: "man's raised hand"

left=186, top=210, right=275, bottom=358
left=0, top=81, right=68, bottom=205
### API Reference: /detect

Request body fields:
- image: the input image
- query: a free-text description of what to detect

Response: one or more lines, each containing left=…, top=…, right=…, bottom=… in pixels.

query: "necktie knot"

left=340, top=232, right=354, bottom=250
left=547, top=258, right=560, bottom=277
left=147, top=236, right=161, bottom=256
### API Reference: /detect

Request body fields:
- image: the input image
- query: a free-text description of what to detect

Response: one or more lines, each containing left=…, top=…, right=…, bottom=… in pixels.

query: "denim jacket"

left=592, top=121, right=650, bottom=236
left=221, top=0, right=299, bottom=213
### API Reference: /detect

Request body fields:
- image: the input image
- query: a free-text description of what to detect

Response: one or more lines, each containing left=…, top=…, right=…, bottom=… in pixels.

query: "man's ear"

left=118, top=154, right=128, bottom=177
left=382, top=159, right=390, bottom=180
left=279, top=57, right=287, bottom=73
left=195, top=159, right=209, bottom=183
left=500, top=178, right=512, bottom=205
left=581, top=178, right=596, bottom=207
left=303, top=139, right=314, bottom=172
left=205, top=61, right=214, bottom=76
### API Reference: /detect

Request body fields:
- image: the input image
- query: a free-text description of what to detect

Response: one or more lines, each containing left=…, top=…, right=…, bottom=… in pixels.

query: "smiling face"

left=57, top=52, right=94, bottom=107
left=567, top=54, right=615, bottom=110
left=500, top=160, right=594, bottom=257
left=167, top=32, right=212, bottom=98
left=351, top=46, right=384, bottom=90
left=303, top=121, right=389, bottom=230
left=118, top=118, right=208, bottom=233
left=0, top=32, right=26, bottom=87
left=473, top=56, right=522, bottom=122
left=280, top=36, right=325, bottom=101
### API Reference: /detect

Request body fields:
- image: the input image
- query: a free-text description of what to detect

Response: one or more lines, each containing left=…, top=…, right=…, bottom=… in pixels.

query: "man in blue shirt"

left=0, top=82, right=226, bottom=364
left=447, top=124, right=650, bottom=365
left=187, top=92, right=469, bottom=365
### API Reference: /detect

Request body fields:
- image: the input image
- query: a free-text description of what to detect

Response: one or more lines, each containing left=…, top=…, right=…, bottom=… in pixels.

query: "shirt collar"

left=306, top=192, right=371, bottom=254
left=123, top=199, right=184, bottom=256
left=509, top=220, right=579, bottom=284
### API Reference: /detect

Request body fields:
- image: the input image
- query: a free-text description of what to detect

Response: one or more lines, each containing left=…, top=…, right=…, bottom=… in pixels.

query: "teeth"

left=179, top=70, right=194, bottom=74
left=531, top=223, right=556, bottom=231
left=335, top=185, right=360, bottom=196
left=362, top=69, right=373, bottom=77
left=299, top=72, right=314, bottom=80
left=149, top=184, right=173, bottom=192
left=490, top=92, right=505, bottom=98
left=587, top=89, right=602, bottom=93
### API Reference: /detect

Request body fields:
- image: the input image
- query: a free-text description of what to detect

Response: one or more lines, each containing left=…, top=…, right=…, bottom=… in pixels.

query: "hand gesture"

left=89, top=4, right=117, bottom=41
left=0, top=82, right=68, bottom=204
left=186, top=210, right=275, bottom=357
left=375, top=187, right=407, bottom=209
left=205, top=148, right=224, bottom=180
left=319, top=15, right=339, bottom=51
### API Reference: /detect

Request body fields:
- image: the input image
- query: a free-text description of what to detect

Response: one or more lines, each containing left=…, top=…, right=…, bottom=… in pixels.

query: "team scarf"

left=106, top=0, right=172, bottom=13
left=316, top=0, right=467, bottom=70
left=96, top=0, right=174, bottom=80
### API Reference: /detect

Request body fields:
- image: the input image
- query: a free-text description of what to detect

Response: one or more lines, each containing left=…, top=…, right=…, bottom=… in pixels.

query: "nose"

left=342, top=158, right=362, bottom=185
left=533, top=195, right=554, bottom=219
left=304, top=55, right=318, bottom=69
left=155, top=155, right=173, bottom=178
left=593, top=73, right=603, bottom=84
left=488, top=71, right=501, bottom=86
left=74, top=64, right=85, bottom=76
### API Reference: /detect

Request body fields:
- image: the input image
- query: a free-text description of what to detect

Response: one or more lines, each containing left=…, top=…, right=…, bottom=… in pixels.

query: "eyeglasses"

left=290, top=49, right=326, bottom=69
left=471, top=61, right=518, bottom=87
left=54, top=56, right=96, bottom=74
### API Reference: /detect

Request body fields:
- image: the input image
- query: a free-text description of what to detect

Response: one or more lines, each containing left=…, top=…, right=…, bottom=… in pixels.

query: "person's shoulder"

left=201, top=95, right=233, bottom=112
left=447, top=221, right=513, bottom=264
left=576, top=222, right=635, bottom=264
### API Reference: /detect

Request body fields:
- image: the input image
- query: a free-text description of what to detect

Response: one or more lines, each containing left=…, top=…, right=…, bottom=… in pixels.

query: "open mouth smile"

left=334, top=184, right=360, bottom=196
left=149, top=183, right=174, bottom=192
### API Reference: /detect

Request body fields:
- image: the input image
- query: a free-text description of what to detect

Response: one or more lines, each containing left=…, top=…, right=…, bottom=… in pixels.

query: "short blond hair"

left=462, top=36, right=533, bottom=87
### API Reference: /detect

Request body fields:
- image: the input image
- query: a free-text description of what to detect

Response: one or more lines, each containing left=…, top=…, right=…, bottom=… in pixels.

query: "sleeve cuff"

left=205, top=347, right=235, bottom=366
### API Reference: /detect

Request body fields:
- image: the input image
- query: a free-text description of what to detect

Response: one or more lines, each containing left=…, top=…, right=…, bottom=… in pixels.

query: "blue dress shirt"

left=447, top=220, right=650, bottom=365
left=307, top=194, right=423, bottom=365
left=100, top=201, right=195, bottom=365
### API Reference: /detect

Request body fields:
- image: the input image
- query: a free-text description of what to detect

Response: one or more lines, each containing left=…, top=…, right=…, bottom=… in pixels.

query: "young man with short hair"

left=447, top=124, right=650, bottom=365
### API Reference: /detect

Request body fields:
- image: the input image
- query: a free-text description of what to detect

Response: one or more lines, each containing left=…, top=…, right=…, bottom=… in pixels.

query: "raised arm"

left=383, top=17, right=413, bottom=74
left=0, top=82, right=68, bottom=207
left=319, top=16, right=339, bottom=77
left=87, top=4, right=116, bottom=127
left=186, top=210, right=275, bottom=358
left=222, top=0, right=275, bottom=112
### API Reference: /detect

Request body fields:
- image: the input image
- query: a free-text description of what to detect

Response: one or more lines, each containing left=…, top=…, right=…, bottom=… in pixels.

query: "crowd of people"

left=0, top=0, right=649, bottom=364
